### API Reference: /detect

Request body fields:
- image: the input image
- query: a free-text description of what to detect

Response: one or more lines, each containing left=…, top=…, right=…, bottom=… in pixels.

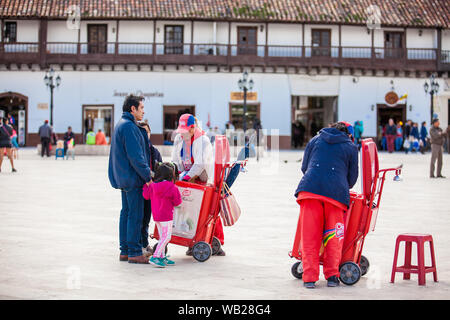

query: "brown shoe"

left=128, top=255, right=149, bottom=264
left=119, top=255, right=128, bottom=261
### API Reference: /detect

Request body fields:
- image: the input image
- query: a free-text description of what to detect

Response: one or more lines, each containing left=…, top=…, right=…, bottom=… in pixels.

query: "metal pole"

left=243, top=86, right=247, bottom=132
left=430, top=91, right=434, bottom=121
left=50, top=84, right=54, bottom=126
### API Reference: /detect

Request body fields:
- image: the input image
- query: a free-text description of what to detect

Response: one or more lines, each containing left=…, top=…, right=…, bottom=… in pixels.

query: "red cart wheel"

left=339, top=262, right=361, bottom=285
left=211, top=236, right=222, bottom=256
left=291, top=261, right=303, bottom=279
left=192, top=241, right=212, bottom=262
left=359, top=255, right=370, bottom=276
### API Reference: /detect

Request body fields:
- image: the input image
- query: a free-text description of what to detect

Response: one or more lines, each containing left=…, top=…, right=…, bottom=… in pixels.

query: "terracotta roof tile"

left=0, top=0, right=448, bottom=28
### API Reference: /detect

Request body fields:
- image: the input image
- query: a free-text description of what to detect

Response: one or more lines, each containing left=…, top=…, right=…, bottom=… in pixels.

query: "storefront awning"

left=288, top=75, right=340, bottom=97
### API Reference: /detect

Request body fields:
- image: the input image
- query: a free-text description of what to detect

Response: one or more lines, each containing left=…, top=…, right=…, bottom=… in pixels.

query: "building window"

left=229, top=103, right=260, bottom=129
left=164, top=25, right=184, bottom=54
left=82, top=105, right=113, bottom=143
left=4, top=22, right=17, bottom=43
left=384, top=32, right=404, bottom=59
left=88, top=24, right=108, bottom=54
left=311, top=29, right=331, bottom=56
left=237, top=27, right=257, bottom=55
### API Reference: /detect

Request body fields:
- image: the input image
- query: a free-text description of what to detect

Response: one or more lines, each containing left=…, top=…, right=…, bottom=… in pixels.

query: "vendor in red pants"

left=172, top=114, right=226, bottom=256
left=294, top=122, right=358, bottom=288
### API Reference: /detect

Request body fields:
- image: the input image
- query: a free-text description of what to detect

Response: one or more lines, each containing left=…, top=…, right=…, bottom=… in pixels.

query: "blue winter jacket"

left=411, top=126, right=420, bottom=139
left=420, top=126, right=428, bottom=140
left=108, top=112, right=152, bottom=190
left=295, top=127, right=359, bottom=207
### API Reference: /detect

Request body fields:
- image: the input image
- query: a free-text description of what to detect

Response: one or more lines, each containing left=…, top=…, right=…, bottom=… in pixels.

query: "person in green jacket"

left=86, top=128, right=96, bottom=145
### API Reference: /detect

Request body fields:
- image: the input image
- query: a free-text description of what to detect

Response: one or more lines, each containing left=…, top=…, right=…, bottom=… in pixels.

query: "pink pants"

left=154, top=221, right=173, bottom=258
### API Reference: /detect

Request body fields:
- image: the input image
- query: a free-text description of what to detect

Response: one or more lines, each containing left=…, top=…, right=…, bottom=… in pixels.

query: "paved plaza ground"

left=0, top=147, right=449, bottom=300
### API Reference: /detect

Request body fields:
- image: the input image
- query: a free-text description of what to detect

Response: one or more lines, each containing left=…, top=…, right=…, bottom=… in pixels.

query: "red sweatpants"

left=299, top=199, right=345, bottom=282
left=214, top=216, right=224, bottom=245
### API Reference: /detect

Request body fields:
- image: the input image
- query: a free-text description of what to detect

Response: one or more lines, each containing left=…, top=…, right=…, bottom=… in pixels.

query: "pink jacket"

left=142, top=181, right=182, bottom=222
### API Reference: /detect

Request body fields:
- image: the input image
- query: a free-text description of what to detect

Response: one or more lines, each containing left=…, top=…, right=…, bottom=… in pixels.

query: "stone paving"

left=0, top=148, right=449, bottom=299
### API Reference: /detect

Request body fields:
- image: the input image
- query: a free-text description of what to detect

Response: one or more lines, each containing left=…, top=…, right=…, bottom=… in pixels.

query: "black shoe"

left=437, top=175, right=446, bottom=178
left=303, top=282, right=316, bottom=289
left=12, top=168, right=17, bottom=173
left=186, top=247, right=193, bottom=256
left=327, top=276, right=340, bottom=287
left=213, top=248, right=226, bottom=256
left=430, top=175, right=436, bottom=178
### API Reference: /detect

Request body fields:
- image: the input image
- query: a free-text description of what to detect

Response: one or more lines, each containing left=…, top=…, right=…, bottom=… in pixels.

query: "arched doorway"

left=0, top=92, right=28, bottom=146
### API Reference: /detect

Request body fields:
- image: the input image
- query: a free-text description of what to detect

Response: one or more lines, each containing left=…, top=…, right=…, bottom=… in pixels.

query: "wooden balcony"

left=0, top=42, right=447, bottom=74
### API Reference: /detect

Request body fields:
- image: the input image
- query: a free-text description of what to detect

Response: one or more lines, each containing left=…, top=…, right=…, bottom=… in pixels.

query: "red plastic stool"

left=391, top=233, right=438, bottom=286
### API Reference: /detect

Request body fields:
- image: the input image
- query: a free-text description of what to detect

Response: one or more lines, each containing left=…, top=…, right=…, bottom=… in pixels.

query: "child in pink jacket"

left=143, top=162, right=182, bottom=267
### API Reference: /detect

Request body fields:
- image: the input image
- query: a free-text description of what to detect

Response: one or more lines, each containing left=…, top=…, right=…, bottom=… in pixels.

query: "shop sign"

left=113, top=90, right=164, bottom=98
left=230, top=92, right=257, bottom=101
left=384, top=91, right=399, bottom=107
left=37, top=103, right=48, bottom=110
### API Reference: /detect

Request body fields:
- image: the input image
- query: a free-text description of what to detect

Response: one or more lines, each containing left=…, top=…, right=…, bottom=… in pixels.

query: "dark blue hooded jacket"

left=295, top=127, right=359, bottom=207
left=108, top=112, right=152, bottom=190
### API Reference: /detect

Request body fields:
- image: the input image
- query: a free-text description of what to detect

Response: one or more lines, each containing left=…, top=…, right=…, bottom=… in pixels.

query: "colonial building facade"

left=0, top=0, right=449, bottom=148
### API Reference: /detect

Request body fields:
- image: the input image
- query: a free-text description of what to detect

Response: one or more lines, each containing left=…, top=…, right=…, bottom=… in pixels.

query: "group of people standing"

left=383, top=118, right=449, bottom=178
left=383, top=119, right=430, bottom=154
left=108, top=95, right=225, bottom=267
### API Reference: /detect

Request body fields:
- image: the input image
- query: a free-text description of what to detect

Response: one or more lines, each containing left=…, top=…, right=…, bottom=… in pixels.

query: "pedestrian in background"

left=95, top=129, right=108, bottom=145
left=411, top=122, right=420, bottom=152
left=354, top=120, right=363, bottom=149
left=429, top=118, right=447, bottom=178
left=38, top=120, right=52, bottom=157
left=0, top=117, right=17, bottom=172
left=395, top=121, right=403, bottom=151
left=63, top=126, right=75, bottom=155
left=385, top=118, right=397, bottom=153
left=420, top=121, right=428, bottom=154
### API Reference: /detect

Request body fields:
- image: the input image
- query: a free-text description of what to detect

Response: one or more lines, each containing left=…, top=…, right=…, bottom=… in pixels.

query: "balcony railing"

left=0, top=42, right=447, bottom=71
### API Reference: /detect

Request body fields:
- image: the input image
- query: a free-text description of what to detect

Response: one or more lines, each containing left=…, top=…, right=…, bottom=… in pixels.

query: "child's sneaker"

left=149, top=256, right=165, bottom=268
left=162, top=256, right=175, bottom=266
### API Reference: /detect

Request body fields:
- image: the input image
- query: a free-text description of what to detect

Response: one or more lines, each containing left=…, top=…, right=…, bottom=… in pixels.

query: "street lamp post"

left=423, top=73, right=439, bottom=122
left=43, top=68, right=61, bottom=127
left=237, top=70, right=254, bottom=132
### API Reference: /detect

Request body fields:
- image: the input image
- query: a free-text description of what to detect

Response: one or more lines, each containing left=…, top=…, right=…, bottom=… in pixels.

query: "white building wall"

left=0, top=70, right=441, bottom=141
left=267, top=23, right=302, bottom=45
left=15, top=20, right=40, bottom=42
left=341, top=26, right=371, bottom=47
left=442, top=29, right=450, bottom=51
left=47, top=21, right=78, bottom=42
left=338, top=76, right=445, bottom=137
left=407, top=28, right=436, bottom=48
left=118, top=21, right=154, bottom=42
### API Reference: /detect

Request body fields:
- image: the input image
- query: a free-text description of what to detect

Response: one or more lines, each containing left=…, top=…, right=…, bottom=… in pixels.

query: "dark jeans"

left=120, top=189, right=144, bottom=257
left=141, top=199, right=152, bottom=249
left=41, top=137, right=50, bottom=157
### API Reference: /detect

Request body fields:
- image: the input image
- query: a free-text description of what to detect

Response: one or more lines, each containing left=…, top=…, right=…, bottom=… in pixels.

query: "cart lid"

left=360, top=138, right=379, bottom=200
left=214, top=135, right=230, bottom=187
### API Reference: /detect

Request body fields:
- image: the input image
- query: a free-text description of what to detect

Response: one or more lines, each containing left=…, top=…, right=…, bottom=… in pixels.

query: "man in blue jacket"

left=294, top=122, right=358, bottom=289
left=109, top=95, right=152, bottom=264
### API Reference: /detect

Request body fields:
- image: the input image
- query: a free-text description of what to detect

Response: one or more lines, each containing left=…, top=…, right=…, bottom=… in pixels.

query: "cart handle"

left=369, top=165, right=402, bottom=210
